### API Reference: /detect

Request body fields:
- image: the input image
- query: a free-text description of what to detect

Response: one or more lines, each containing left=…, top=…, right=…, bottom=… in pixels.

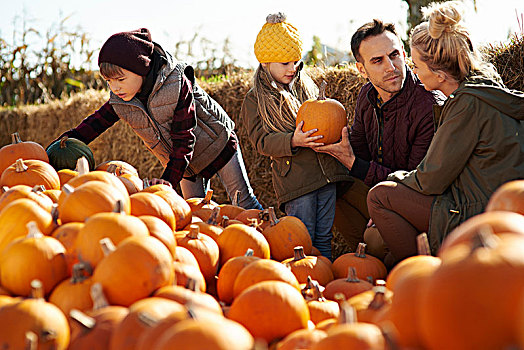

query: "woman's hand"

left=291, top=121, right=324, bottom=148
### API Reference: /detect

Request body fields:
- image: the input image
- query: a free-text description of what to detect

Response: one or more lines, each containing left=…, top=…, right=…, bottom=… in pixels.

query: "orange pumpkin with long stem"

left=332, top=243, right=387, bottom=283
left=283, top=246, right=334, bottom=286
left=323, top=267, right=373, bottom=301
left=0, top=132, right=49, bottom=176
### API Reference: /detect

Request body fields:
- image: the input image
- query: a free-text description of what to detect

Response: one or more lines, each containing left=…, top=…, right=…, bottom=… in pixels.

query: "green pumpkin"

left=46, top=136, right=95, bottom=171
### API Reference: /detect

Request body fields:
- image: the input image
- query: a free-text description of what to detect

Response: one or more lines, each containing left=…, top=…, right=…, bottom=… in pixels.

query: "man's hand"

left=291, top=121, right=324, bottom=148
left=314, top=126, right=356, bottom=170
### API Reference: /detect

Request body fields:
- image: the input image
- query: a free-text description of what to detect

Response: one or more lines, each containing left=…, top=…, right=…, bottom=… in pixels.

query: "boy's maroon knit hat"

left=98, top=28, right=154, bottom=76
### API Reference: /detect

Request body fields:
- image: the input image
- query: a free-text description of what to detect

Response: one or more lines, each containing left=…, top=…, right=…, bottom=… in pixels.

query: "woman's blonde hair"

left=253, top=63, right=318, bottom=133
left=410, top=1, right=497, bottom=82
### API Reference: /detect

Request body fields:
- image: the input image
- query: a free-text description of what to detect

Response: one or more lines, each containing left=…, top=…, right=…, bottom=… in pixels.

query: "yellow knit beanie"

left=254, top=12, right=303, bottom=63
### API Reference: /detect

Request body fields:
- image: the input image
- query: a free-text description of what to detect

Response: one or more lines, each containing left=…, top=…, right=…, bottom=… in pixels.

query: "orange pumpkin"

left=282, top=246, right=334, bottom=286
left=228, top=280, right=310, bottom=343
left=186, top=189, right=218, bottom=212
left=138, top=215, right=177, bottom=257
left=134, top=310, right=193, bottom=350
left=154, top=283, right=223, bottom=315
left=485, top=179, right=524, bottom=215
left=0, top=223, right=67, bottom=297
left=295, top=81, right=347, bottom=145
left=175, top=225, right=219, bottom=285
left=263, top=207, right=312, bottom=261
left=154, top=189, right=192, bottom=230
left=277, top=328, right=327, bottom=350
left=49, top=263, right=94, bottom=316
left=58, top=168, right=79, bottom=187
left=130, top=192, right=176, bottom=229
left=346, top=280, right=393, bottom=324
left=95, top=160, right=139, bottom=176
left=0, top=158, right=60, bottom=190
left=173, top=261, right=207, bottom=292
left=323, top=267, right=373, bottom=301
left=217, top=223, right=270, bottom=266
left=61, top=169, right=129, bottom=200
left=51, top=222, right=84, bottom=276
left=0, top=280, right=69, bottom=350
left=92, top=236, right=174, bottom=306
left=302, top=278, right=340, bottom=324
left=173, top=246, right=200, bottom=269
left=0, top=132, right=49, bottom=176
left=0, top=184, right=54, bottom=213
left=216, top=249, right=260, bottom=304
left=331, top=243, right=387, bottom=283
left=232, top=258, right=300, bottom=298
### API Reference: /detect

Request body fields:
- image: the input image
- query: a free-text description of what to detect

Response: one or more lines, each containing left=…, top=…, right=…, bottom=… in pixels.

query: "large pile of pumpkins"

left=0, top=132, right=524, bottom=350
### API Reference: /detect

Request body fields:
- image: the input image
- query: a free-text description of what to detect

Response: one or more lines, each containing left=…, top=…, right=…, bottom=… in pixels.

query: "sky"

left=1, top=0, right=523, bottom=69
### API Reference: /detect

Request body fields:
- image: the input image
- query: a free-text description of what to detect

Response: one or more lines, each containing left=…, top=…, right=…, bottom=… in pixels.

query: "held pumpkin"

left=295, top=81, right=347, bottom=144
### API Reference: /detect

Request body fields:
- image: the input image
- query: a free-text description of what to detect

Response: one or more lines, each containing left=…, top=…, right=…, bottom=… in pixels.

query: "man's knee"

left=367, top=181, right=398, bottom=211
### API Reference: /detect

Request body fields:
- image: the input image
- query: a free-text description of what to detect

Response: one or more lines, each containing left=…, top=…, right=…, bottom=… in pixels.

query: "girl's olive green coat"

left=240, top=88, right=353, bottom=211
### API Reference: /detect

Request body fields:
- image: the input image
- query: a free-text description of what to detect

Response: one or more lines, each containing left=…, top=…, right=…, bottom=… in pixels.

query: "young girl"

left=55, top=28, right=262, bottom=210
left=367, top=1, right=524, bottom=268
left=240, top=13, right=353, bottom=260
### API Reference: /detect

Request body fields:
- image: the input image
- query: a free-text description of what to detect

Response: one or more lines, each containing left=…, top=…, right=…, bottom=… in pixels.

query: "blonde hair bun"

left=423, top=1, right=464, bottom=39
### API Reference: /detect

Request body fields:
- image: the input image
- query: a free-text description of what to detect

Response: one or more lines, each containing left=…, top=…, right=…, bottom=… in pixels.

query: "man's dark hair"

left=351, top=19, right=398, bottom=62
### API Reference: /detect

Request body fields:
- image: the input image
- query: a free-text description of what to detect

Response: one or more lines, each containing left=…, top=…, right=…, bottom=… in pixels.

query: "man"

left=315, top=19, right=444, bottom=255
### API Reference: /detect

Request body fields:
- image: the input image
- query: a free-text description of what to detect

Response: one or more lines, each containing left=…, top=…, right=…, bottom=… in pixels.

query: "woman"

left=367, top=1, right=524, bottom=268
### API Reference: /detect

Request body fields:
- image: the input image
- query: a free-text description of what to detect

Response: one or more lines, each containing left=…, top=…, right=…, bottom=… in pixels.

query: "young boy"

left=56, top=28, right=262, bottom=209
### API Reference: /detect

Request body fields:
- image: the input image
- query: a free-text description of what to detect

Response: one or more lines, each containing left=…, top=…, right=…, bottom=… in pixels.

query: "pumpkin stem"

left=31, top=185, right=46, bottom=193
left=69, top=309, right=96, bottom=331
left=106, top=163, right=119, bottom=175
left=24, top=331, right=38, bottom=350
left=11, top=132, right=22, bottom=144
left=75, top=157, right=90, bottom=175
left=62, top=184, right=75, bottom=195
left=206, top=206, right=221, bottom=225
left=186, top=277, right=200, bottom=292
left=221, top=216, right=230, bottom=227
left=90, top=282, right=109, bottom=310
left=366, top=276, right=374, bottom=285
left=71, top=262, right=93, bottom=284
left=318, top=80, right=327, bottom=101
left=267, top=207, right=280, bottom=226
left=232, top=190, right=240, bottom=206
left=137, top=311, right=159, bottom=328
left=355, top=242, right=367, bottom=258
left=336, top=295, right=356, bottom=324
left=188, top=224, right=200, bottom=239
left=15, top=158, right=28, bottom=173
left=99, top=238, right=116, bottom=257
left=247, top=218, right=261, bottom=230
left=59, top=136, right=69, bottom=149
left=30, top=279, right=44, bottom=300
left=51, top=204, right=59, bottom=226
left=345, top=267, right=361, bottom=283
left=470, top=225, right=499, bottom=252
left=417, top=233, right=431, bottom=255
left=368, top=280, right=387, bottom=310
left=244, top=248, right=255, bottom=257
left=26, top=221, right=43, bottom=239
left=309, top=279, right=327, bottom=302
left=143, top=178, right=151, bottom=188
left=1, top=186, right=8, bottom=194
left=292, top=246, right=306, bottom=261
left=202, top=189, right=214, bottom=204
left=112, top=200, right=125, bottom=214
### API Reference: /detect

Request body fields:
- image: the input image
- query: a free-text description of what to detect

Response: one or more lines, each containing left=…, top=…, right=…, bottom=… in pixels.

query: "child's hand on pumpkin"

left=291, top=121, right=324, bottom=148
left=150, top=178, right=173, bottom=187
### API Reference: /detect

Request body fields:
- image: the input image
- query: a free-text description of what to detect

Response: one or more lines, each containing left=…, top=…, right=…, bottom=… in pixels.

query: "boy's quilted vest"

left=109, top=50, right=234, bottom=177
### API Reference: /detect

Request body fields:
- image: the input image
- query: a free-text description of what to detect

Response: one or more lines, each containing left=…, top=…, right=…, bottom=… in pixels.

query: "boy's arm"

left=54, top=101, right=120, bottom=144
left=160, top=75, right=197, bottom=186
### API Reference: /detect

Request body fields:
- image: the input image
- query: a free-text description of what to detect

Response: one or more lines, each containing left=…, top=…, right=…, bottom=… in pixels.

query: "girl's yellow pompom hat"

left=254, top=12, right=303, bottom=63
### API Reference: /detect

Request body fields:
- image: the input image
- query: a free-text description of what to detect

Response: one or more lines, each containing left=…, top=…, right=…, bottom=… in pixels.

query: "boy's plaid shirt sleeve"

left=160, top=75, right=197, bottom=186
left=55, top=101, right=119, bottom=144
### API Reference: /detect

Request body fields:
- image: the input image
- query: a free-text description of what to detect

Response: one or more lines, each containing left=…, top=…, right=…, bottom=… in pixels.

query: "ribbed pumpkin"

left=46, top=136, right=95, bottom=171
left=75, top=203, right=150, bottom=268
left=0, top=158, right=60, bottom=190
left=277, top=328, right=327, bottom=350
left=153, top=189, right=192, bottom=230
left=419, top=231, right=524, bottom=350
left=485, top=179, right=524, bottom=215
left=175, top=225, right=219, bottom=285
left=58, top=168, right=79, bottom=187
left=95, top=160, right=139, bottom=176
left=138, top=215, right=177, bottom=258
left=58, top=181, right=131, bottom=224
left=283, top=246, right=334, bottom=286
left=0, top=132, right=49, bottom=176
left=332, top=243, right=387, bottom=283
left=0, top=198, right=55, bottom=253
left=92, top=236, right=174, bottom=306
left=129, top=192, right=176, bottom=230
left=323, top=267, right=373, bottom=301
left=438, top=211, right=524, bottom=258
left=173, top=261, right=206, bottom=292
left=68, top=283, right=129, bottom=350
left=0, top=184, right=54, bottom=213
left=49, top=263, right=94, bottom=316
left=61, top=169, right=129, bottom=200
left=217, top=249, right=260, bottom=304
left=109, top=297, right=186, bottom=350
left=0, top=280, right=69, bottom=350
left=232, top=258, right=300, bottom=298
left=228, top=280, right=310, bottom=343
left=0, top=223, right=67, bottom=297
left=217, top=223, right=270, bottom=265
left=153, top=317, right=254, bottom=350
left=262, top=207, right=312, bottom=261
left=51, top=222, right=85, bottom=276
left=186, top=189, right=218, bottom=212
left=295, top=81, right=347, bottom=145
